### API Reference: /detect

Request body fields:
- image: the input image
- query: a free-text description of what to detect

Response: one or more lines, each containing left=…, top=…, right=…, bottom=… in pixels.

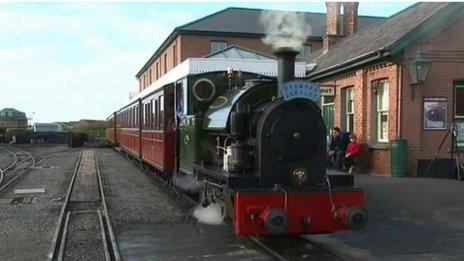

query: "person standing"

left=328, top=127, right=350, bottom=170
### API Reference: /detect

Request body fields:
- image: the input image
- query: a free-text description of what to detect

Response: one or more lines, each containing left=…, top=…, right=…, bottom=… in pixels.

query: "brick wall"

left=319, top=63, right=399, bottom=175
left=138, top=36, right=183, bottom=91
left=317, top=10, right=464, bottom=176
left=401, top=11, right=464, bottom=175
left=137, top=34, right=323, bottom=91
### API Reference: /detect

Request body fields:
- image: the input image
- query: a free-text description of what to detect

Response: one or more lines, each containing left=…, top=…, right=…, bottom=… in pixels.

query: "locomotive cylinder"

left=274, top=47, right=299, bottom=96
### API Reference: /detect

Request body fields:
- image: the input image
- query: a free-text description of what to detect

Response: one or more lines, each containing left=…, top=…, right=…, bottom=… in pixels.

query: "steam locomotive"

left=106, top=48, right=367, bottom=236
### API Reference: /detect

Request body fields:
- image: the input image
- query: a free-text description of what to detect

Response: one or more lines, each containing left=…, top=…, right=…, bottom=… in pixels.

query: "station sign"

left=320, top=86, right=335, bottom=96
left=281, top=80, right=320, bottom=102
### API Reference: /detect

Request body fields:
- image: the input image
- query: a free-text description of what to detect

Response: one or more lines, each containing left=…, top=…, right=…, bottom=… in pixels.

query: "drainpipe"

left=397, top=64, right=402, bottom=139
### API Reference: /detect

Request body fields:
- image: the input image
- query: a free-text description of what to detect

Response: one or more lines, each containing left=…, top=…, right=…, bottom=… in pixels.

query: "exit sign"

left=320, top=86, right=335, bottom=96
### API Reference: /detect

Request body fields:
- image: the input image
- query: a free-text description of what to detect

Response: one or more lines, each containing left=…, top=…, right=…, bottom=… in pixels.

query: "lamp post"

left=409, top=51, right=432, bottom=100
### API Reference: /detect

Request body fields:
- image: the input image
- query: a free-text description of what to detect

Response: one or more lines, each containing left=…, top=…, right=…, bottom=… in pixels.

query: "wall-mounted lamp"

left=409, top=51, right=432, bottom=100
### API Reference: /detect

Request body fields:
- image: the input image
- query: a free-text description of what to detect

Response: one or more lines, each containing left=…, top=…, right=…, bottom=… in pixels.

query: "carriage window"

left=151, top=100, right=156, bottom=130
left=154, top=99, right=159, bottom=130
left=144, top=104, right=148, bottom=129
left=133, top=107, right=136, bottom=128
left=135, top=106, right=138, bottom=128
left=147, top=100, right=153, bottom=130
left=159, top=95, right=164, bottom=130
left=131, top=107, right=134, bottom=128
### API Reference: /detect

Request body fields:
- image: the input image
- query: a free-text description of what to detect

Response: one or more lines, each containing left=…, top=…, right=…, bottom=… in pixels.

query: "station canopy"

left=130, top=45, right=306, bottom=102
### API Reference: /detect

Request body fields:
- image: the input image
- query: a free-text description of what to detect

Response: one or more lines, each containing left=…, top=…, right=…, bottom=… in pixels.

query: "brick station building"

left=308, top=2, right=464, bottom=175
left=135, top=6, right=384, bottom=92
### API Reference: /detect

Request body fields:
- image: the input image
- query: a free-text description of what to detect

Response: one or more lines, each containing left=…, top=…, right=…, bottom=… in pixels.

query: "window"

left=144, top=103, right=148, bottom=129
left=296, top=44, right=311, bottom=59
left=164, top=54, right=168, bottom=74
left=134, top=106, right=137, bottom=127
left=155, top=62, right=159, bottom=79
left=159, top=95, right=164, bottom=130
left=321, top=95, right=335, bottom=134
left=149, top=69, right=152, bottom=85
left=173, top=45, right=177, bottom=66
left=155, top=99, right=158, bottom=130
left=455, top=83, right=464, bottom=147
left=455, top=83, right=464, bottom=118
left=211, top=41, right=228, bottom=53
left=154, top=99, right=159, bottom=130
left=373, top=80, right=389, bottom=143
left=342, top=87, right=354, bottom=133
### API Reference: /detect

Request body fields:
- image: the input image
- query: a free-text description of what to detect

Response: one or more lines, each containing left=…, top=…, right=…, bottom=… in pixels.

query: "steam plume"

left=193, top=203, right=224, bottom=225
left=260, top=11, right=311, bottom=51
left=173, top=174, right=203, bottom=193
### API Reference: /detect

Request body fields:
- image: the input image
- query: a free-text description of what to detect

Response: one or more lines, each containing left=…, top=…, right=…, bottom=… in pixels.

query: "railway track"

left=119, top=147, right=343, bottom=261
left=34, top=148, right=77, bottom=166
left=0, top=145, right=36, bottom=194
left=48, top=150, right=120, bottom=261
left=249, top=235, right=345, bottom=261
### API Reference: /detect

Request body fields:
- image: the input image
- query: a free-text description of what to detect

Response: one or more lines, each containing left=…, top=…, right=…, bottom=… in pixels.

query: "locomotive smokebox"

left=274, top=47, right=299, bottom=96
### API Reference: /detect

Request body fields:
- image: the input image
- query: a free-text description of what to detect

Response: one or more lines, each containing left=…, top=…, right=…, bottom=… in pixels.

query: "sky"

left=0, top=2, right=414, bottom=123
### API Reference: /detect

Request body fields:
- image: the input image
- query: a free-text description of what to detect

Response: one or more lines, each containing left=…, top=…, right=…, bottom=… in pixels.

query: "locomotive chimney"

left=274, top=47, right=299, bottom=96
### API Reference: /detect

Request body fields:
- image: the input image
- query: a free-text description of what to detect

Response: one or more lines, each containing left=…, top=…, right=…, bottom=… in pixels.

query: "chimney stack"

left=323, top=2, right=341, bottom=54
left=323, top=2, right=359, bottom=54
left=343, top=2, right=359, bottom=35
left=274, top=47, right=298, bottom=96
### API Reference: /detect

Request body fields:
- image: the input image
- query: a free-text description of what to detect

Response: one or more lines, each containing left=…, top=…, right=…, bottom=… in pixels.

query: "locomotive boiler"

left=106, top=47, right=367, bottom=236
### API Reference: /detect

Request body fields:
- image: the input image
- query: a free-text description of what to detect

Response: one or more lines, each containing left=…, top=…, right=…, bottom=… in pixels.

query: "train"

left=106, top=47, right=367, bottom=236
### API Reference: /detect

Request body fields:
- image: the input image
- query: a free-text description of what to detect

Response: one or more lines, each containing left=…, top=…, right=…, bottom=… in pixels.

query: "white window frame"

left=345, top=87, right=355, bottom=133
left=375, top=80, right=389, bottom=143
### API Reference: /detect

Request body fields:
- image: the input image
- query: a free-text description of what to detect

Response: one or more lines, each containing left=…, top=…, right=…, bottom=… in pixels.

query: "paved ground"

left=307, top=174, right=464, bottom=261
left=0, top=145, right=79, bottom=261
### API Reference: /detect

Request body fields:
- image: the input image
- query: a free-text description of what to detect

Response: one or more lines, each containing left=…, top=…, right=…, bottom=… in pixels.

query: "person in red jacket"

left=344, top=134, right=363, bottom=174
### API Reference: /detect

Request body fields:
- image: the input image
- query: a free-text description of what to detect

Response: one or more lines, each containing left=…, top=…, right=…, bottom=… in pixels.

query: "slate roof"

left=0, top=108, right=26, bottom=119
left=180, top=7, right=384, bottom=37
left=136, top=7, right=385, bottom=77
left=204, top=45, right=273, bottom=60
left=307, top=2, right=462, bottom=79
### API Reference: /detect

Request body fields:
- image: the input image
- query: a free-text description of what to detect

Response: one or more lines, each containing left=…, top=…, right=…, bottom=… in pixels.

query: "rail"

left=0, top=146, right=36, bottom=194
left=48, top=150, right=120, bottom=261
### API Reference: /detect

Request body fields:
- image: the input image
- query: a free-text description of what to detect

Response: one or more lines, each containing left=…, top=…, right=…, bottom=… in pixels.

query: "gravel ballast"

left=0, top=145, right=79, bottom=261
left=97, top=148, right=271, bottom=260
